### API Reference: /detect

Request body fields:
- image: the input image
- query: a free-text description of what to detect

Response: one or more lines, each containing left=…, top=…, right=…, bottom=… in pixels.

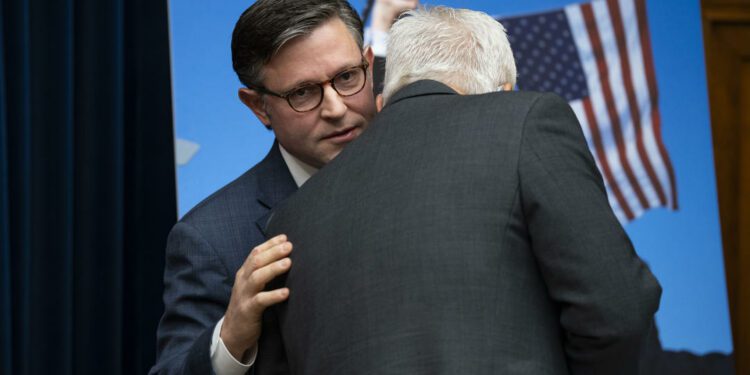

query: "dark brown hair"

left=231, top=0, right=364, bottom=88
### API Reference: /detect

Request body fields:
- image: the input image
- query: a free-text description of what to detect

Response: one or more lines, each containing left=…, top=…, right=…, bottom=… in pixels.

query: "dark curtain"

left=0, top=0, right=176, bottom=373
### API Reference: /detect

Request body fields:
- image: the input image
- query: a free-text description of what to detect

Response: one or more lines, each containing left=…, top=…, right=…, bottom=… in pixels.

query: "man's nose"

left=319, top=84, right=347, bottom=121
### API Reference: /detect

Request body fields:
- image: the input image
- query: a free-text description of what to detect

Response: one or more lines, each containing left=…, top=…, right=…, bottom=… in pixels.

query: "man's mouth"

left=323, top=126, right=359, bottom=144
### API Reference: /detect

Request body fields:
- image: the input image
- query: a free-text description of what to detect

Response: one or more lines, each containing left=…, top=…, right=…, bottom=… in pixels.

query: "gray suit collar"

left=386, top=80, right=458, bottom=107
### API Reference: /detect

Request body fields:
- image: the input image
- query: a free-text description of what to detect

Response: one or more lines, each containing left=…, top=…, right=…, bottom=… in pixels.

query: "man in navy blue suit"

left=150, top=1, right=377, bottom=373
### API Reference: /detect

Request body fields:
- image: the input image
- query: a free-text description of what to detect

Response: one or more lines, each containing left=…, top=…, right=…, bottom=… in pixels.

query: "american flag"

left=500, top=0, right=677, bottom=223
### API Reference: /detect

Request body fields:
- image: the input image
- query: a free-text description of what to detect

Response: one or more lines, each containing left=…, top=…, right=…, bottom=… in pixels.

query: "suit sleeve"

left=518, top=93, right=662, bottom=374
left=150, top=221, right=234, bottom=375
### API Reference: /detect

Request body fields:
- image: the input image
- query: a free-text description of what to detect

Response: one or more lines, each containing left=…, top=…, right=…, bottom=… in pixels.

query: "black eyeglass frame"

left=247, top=61, right=370, bottom=113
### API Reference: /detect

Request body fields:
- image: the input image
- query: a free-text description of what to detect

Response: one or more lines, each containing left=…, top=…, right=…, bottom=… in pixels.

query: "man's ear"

left=238, top=88, right=272, bottom=129
left=364, top=46, right=375, bottom=73
left=376, top=94, right=384, bottom=112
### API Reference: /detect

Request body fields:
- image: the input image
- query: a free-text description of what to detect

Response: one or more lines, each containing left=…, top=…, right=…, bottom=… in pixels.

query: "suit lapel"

left=254, top=141, right=298, bottom=235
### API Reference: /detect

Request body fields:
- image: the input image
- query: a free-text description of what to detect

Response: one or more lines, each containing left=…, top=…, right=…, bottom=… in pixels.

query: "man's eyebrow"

left=280, top=80, right=317, bottom=94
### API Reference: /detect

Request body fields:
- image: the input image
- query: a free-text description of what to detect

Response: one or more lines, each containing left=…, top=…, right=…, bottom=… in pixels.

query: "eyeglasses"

left=249, top=62, right=369, bottom=112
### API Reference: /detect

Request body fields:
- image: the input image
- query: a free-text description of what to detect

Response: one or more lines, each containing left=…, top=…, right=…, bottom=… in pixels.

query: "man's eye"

left=338, top=71, right=353, bottom=81
left=337, top=70, right=358, bottom=83
left=291, top=86, right=314, bottom=98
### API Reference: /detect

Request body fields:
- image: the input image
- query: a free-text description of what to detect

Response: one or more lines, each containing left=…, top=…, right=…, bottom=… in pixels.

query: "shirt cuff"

left=210, top=317, right=258, bottom=375
left=364, top=27, right=388, bottom=57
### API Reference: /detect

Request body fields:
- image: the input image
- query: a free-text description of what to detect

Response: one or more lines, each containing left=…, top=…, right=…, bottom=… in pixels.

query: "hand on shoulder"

left=220, top=235, right=293, bottom=360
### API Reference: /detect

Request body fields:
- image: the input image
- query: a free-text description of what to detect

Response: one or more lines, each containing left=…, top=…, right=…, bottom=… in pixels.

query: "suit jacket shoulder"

left=180, top=142, right=296, bottom=269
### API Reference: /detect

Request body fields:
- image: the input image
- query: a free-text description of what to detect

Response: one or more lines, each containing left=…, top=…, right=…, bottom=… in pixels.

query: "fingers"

left=242, top=234, right=291, bottom=271
left=389, top=0, right=419, bottom=10
left=234, top=235, right=294, bottom=296
left=248, top=257, right=292, bottom=291
left=221, top=236, right=294, bottom=356
left=397, top=0, right=418, bottom=6
left=253, top=287, right=290, bottom=309
left=251, top=234, right=287, bottom=257
left=381, top=0, right=419, bottom=23
left=253, top=240, right=292, bottom=271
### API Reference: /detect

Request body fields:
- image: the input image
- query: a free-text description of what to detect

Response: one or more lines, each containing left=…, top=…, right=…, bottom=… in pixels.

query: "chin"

left=326, top=150, right=343, bottom=164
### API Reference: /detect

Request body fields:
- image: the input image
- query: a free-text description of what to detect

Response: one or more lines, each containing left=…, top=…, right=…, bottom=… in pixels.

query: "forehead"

left=262, top=17, right=363, bottom=90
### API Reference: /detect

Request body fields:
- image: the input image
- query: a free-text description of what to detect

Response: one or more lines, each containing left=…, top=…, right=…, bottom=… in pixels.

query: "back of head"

left=232, top=0, right=364, bottom=88
left=382, top=6, right=517, bottom=102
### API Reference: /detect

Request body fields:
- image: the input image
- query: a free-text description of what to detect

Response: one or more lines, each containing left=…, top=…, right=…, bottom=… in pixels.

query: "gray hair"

left=382, top=6, right=517, bottom=102
left=232, top=0, right=364, bottom=88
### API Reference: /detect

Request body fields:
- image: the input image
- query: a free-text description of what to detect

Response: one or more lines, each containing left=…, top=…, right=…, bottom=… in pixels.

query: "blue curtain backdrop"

left=0, top=0, right=176, bottom=373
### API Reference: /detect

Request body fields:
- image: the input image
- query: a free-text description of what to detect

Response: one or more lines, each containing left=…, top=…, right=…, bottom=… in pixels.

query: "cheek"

left=277, top=115, right=319, bottom=142
left=352, top=95, right=377, bottom=120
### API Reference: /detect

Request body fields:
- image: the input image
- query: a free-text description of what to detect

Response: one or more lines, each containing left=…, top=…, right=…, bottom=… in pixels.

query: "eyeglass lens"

left=287, top=66, right=366, bottom=112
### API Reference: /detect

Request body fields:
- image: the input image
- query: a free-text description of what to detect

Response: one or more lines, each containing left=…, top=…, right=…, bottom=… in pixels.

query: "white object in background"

left=175, top=138, right=200, bottom=166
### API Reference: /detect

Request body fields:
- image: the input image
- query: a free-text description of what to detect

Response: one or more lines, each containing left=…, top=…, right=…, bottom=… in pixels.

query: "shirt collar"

left=278, top=144, right=318, bottom=187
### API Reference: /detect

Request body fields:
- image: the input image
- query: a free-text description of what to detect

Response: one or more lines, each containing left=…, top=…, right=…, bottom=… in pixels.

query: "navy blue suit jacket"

left=151, top=142, right=297, bottom=375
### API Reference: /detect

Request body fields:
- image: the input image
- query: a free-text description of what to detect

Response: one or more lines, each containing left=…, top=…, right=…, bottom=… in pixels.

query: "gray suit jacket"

left=151, top=142, right=297, bottom=374
left=259, top=80, right=662, bottom=375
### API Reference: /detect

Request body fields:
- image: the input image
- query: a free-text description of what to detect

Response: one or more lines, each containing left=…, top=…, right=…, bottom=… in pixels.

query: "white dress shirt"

left=210, top=145, right=317, bottom=374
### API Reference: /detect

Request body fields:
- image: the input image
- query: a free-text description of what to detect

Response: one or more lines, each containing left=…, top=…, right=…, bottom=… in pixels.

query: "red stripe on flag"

left=606, top=0, right=668, bottom=207
left=581, top=3, right=650, bottom=211
left=635, top=0, right=678, bottom=209
left=583, top=98, right=635, bottom=220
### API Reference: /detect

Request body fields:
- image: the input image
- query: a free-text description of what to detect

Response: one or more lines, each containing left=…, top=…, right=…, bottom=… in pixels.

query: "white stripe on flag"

left=619, top=0, right=675, bottom=208
left=566, top=3, right=639, bottom=220
left=593, top=0, right=661, bottom=209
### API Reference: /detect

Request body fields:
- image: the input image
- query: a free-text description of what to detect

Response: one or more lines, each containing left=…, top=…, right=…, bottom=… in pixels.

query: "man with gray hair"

left=381, top=5, right=516, bottom=102
left=259, top=6, right=661, bottom=374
